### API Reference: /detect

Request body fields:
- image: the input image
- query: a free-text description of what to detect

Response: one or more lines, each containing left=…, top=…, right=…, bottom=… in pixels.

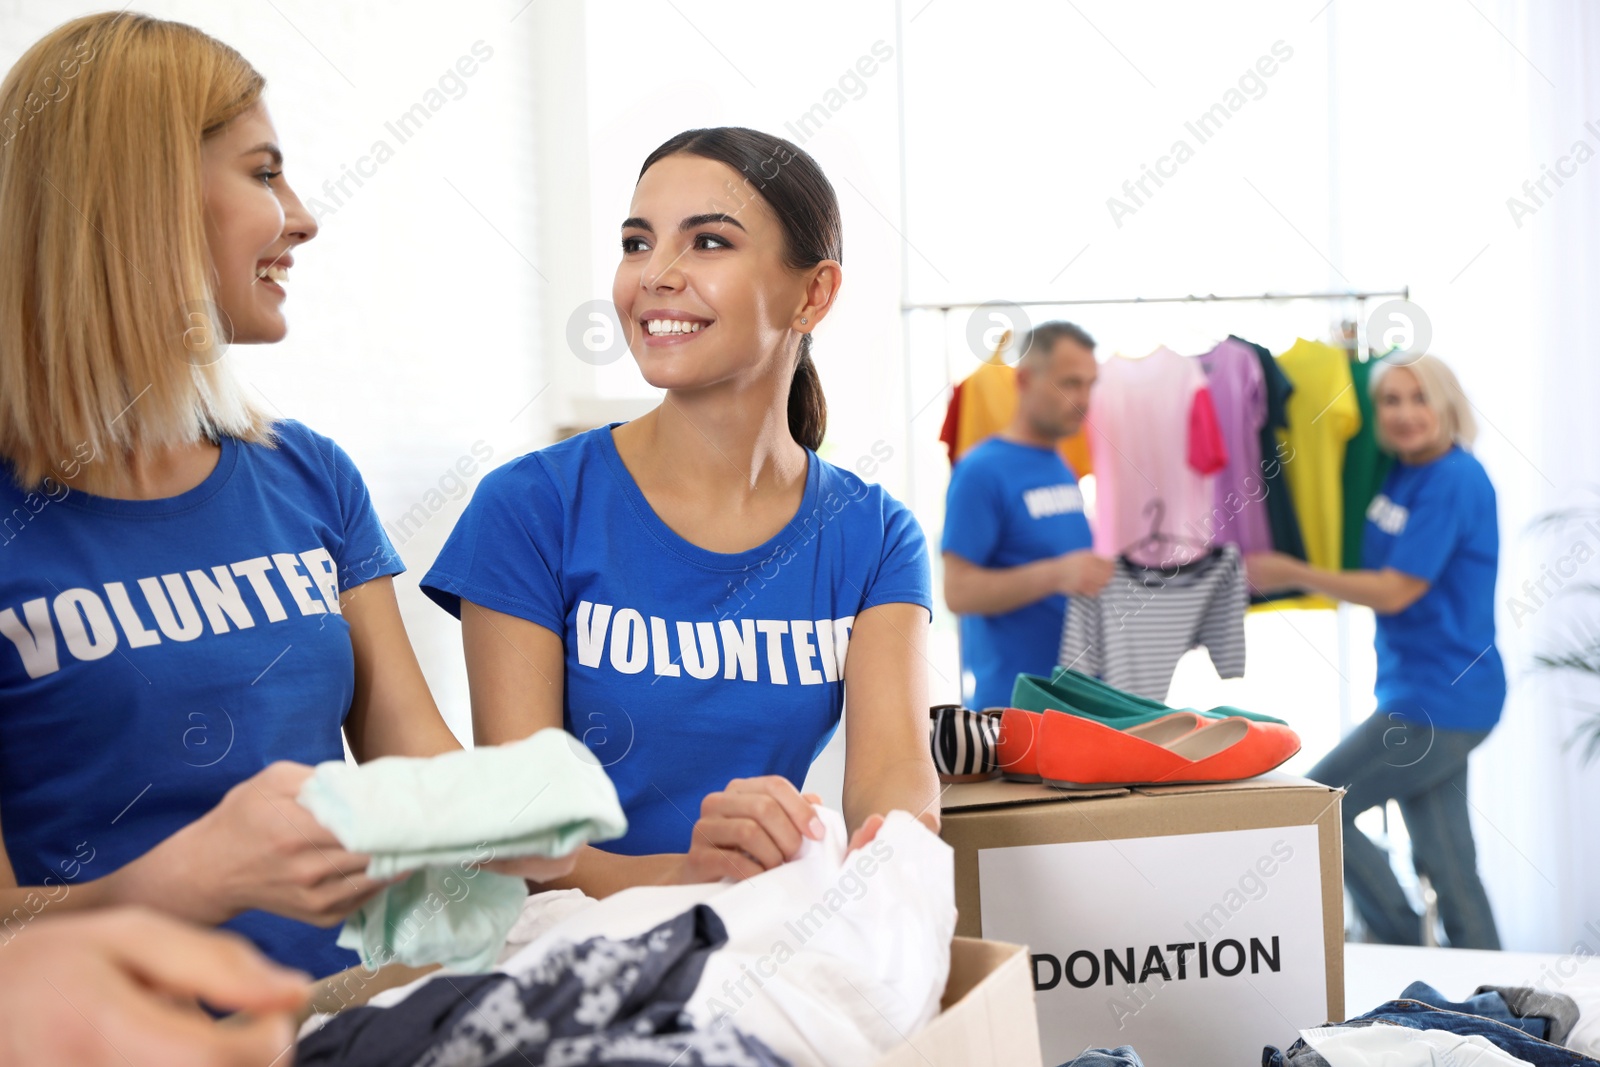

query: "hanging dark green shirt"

left=1341, top=352, right=1394, bottom=569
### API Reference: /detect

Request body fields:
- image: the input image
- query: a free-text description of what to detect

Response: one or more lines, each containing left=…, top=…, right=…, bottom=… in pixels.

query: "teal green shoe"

left=1039, top=667, right=1288, bottom=726
left=1009, top=673, right=1179, bottom=728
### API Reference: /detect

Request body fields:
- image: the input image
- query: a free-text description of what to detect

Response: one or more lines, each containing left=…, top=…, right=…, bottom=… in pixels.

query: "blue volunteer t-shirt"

left=420, top=424, right=931, bottom=856
left=1362, top=445, right=1505, bottom=732
left=941, top=437, right=1094, bottom=710
left=0, top=420, right=402, bottom=979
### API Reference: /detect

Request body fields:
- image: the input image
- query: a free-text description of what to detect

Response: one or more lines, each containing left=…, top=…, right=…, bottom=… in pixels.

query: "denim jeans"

left=1262, top=999, right=1600, bottom=1067
left=1399, top=980, right=1545, bottom=1039
left=1308, top=711, right=1500, bottom=949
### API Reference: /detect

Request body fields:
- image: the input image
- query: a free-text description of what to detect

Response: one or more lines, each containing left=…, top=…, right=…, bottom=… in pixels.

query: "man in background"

left=942, top=321, right=1113, bottom=709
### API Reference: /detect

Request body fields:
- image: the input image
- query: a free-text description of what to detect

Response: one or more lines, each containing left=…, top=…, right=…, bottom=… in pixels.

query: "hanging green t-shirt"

left=1341, top=352, right=1394, bottom=570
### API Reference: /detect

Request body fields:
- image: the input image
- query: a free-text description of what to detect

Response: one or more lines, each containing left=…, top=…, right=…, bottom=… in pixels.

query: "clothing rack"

left=904, top=289, right=1412, bottom=409
left=902, top=286, right=1414, bottom=499
left=902, top=285, right=1411, bottom=740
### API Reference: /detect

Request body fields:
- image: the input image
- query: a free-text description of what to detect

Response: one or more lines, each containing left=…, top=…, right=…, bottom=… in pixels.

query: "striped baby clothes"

left=929, top=705, right=1000, bottom=778
left=1057, top=545, right=1246, bottom=701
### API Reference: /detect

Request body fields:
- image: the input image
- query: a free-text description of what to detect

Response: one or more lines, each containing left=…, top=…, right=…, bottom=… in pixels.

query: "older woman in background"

left=1247, top=353, right=1504, bottom=949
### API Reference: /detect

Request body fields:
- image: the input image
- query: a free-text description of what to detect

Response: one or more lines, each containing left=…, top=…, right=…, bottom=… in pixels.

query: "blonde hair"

left=0, top=12, right=277, bottom=491
left=1369, top=353, right=1478, bottom=452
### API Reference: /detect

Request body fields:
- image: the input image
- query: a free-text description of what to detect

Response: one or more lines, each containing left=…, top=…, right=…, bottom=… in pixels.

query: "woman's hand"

left=1244, top=551, right=1305, bottom=594
left=676, top=778, right=826, bottom=884
left=122, top=762, right=391, bottom=927
left=1055, top=550, right=1116, bottom=598
left=845, top=809, right=941, bottom=853
left=0, top=907, right=308, bottom=1067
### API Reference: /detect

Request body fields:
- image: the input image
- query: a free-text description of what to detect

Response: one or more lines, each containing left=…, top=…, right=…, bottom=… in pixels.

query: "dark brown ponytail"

left=638, top=127, right=839, bottom=451
left=788, top=337, right=827, bottom=451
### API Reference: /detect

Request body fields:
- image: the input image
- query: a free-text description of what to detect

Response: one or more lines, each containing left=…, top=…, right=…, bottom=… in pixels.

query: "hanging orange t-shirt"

left=946, top=359, right=1092, bottom=477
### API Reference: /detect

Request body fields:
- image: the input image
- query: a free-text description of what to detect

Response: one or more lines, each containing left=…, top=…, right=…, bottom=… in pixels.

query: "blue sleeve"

left=420, top=458, right=567, bottom=635
left=1382, top=475, right=1462, bottom=585
left=316, top=430, right=404, bottom=592
left=941, top=459, right=1003, bottom=565
left=861, top=497, right=933, bottom=621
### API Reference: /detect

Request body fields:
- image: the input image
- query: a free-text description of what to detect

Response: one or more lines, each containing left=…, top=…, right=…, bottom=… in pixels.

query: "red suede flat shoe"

left=997, top=707, right=1044, bottom=782
left=1037, top=710, right=1301, bottom=789
left=997, top=707, right=1209, bottom=783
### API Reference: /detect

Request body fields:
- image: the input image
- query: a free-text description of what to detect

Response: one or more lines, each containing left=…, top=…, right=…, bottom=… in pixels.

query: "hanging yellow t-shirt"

left=1268, top=338, right=1360, bottom=611
left=952, top=359, right=1093, bottom=478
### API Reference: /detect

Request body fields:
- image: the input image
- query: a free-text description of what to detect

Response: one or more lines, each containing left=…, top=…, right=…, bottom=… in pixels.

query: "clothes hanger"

left=1119, top=499, right=1215, bottom=570
left=1331, top=317, right=1359, bottom=358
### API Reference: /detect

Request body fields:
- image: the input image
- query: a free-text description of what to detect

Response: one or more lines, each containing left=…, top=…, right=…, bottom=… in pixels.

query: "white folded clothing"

left=1301, top=1022, right=1535, bottom=1066
left=499, top=807, right=956, bottom=1067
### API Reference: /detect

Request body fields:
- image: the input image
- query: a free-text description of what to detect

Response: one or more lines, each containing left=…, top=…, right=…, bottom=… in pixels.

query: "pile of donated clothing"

left=1058, top=977, right=1600, bottom=1066
left=290, top=729, right=957, bottom=1067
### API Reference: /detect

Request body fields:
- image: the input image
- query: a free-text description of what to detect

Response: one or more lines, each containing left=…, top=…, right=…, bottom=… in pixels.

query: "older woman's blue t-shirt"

left=1362, top=445, right=1505, bottom=731
left=0, top=420, right=402, bottom=978
left=421, top=425, right=932, bottom=855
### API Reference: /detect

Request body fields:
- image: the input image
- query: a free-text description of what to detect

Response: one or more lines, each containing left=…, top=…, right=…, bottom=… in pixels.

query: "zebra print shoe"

left=929, top=704, right=1001, bottom=782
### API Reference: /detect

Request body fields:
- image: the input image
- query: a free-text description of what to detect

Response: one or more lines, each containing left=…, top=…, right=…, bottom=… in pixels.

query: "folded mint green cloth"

left=335, top=866, right=531, bottom=974
left=297, top=728, right=627, bottom=972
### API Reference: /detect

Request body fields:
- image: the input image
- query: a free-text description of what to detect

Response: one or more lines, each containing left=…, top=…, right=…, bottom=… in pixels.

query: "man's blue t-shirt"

left=0, top=420, right=402, bottom=979
left=941, top=438, right=1094, bottom=710
left=1362, top=445, right=1505, bottom=732
left=420, top=425, right=931, bottom=856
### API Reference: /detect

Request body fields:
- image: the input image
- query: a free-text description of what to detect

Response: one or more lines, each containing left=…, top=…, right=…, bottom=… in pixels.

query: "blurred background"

left=4, top=0, right=1597, bottom=954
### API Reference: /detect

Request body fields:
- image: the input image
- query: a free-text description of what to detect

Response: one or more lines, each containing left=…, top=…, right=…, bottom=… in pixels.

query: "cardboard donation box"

left=872, top=937, right=1044, bottom=1067
left=940, top=773, right=1344, bottom=1067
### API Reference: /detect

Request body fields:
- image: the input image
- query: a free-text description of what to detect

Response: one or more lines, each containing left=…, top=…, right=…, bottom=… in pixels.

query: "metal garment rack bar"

left=902, top=287, right=1410, bottom=312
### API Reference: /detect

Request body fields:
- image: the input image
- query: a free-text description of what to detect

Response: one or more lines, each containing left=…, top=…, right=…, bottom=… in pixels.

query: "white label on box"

left=979, top=824, right=1326, bottom=1067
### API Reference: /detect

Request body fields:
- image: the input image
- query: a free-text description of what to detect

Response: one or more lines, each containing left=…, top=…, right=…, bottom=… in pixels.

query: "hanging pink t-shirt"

left=1086, top=347, right=1228, bottom=567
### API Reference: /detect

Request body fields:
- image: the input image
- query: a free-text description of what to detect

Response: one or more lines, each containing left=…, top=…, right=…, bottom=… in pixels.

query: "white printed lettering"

left=649, top=616, right=680, bottom=676
left=720, top=618, right=758, bottom=681
left=756, top=620, right=790, bottom=685
left=0, top=599, right=58, bottom=678
left=575, top=601, right=613, bottom=668
left=231, top=557, right=288, bottom=622
left=104, top=582, right=161, bottom=648
left=609, top=608, right=648, bottom=674
left=299, top=548, right=341, bottom=614
left=54, top=589, right=117, bottom=662
left=814, top=619, right=839, bottom=682
left=138, top=575, right=204, bottom=641
left=791, top=620, right=824, bottom=685
left=677, top=620, right=719, bottom=679
left=188, top=566, right=256, bottom=634
left=1023, top=483, right=1085, bottom=519
left=272, top=554, right=327, bottom=617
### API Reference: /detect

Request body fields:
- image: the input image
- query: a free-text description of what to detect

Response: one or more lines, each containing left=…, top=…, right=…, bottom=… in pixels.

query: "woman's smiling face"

left=201, top=102, right=318, bottom=345
left=1375, top=364, right=1444, bottom=458
left=613, top=153, right=813, bottom=393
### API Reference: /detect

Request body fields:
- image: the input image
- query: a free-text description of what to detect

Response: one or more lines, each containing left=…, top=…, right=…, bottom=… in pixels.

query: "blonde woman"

left=0, top=12, right=569, bottom=980
left=1247, top=354, right=1503, bottom=949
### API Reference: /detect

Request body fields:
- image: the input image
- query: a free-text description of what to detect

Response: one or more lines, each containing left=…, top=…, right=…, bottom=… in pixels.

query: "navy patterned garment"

left=297, top=904, right=789, bottom=1067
